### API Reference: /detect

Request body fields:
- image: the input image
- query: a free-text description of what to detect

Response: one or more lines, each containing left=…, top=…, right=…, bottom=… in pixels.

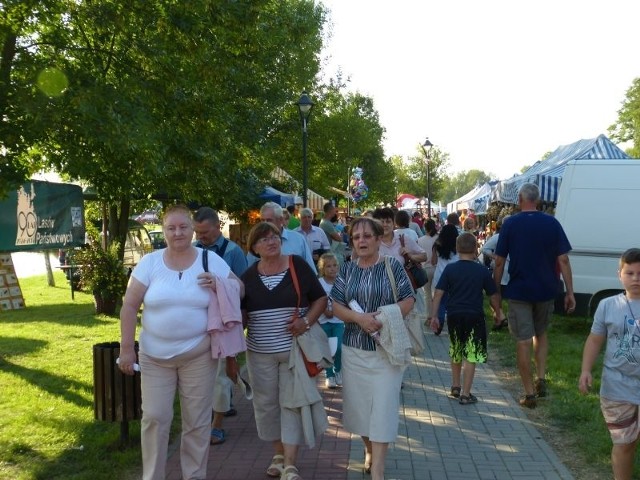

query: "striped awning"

left=270, top=167, right=329, bottom=211
left=492, top=134, right=630, bottom=204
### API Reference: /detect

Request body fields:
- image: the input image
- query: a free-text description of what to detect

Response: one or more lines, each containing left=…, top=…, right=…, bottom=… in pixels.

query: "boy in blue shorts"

left=430, top=233, right=501, bottom=404
left=579, top=248, right=640, bottom=480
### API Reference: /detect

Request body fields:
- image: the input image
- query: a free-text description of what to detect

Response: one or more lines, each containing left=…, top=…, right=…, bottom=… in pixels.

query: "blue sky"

left=320, top=0, right=639, bottom=180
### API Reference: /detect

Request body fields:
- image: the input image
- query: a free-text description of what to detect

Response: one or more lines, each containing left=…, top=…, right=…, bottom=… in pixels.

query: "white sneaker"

left=335, top=371, right=343, bottom=386
left=325, top=376, right=337, bottom=389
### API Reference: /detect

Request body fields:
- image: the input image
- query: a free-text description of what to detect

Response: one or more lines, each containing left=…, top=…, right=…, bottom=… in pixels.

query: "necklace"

left=624, top=296, right=640, bottom=326
left=258, top=259, right=285, bottom=276
left=259, top=270, right=286, bottom=290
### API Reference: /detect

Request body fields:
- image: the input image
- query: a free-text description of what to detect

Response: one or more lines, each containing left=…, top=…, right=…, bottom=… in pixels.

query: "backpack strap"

left=216, top=238, right=229, bottom=258
left=202, top=248, right=209, bottom=273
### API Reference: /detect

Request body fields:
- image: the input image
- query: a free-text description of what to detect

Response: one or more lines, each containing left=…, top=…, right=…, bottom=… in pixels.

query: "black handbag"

left=399, top=235, right=428, bottom=290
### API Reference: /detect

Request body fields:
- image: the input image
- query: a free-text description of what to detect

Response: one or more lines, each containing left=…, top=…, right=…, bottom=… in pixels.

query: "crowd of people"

left=117, top=183, right=638, bottom=480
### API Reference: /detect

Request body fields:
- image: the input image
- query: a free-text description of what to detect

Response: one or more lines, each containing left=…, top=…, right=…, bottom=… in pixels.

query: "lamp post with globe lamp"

left=420, top=137, right=434, bottom=218
left=296, top=92, right=314, bottom=208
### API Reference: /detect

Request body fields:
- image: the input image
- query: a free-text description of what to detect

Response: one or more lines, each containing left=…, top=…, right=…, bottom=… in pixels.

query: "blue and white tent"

left=492, top=134, right=630, bottom=204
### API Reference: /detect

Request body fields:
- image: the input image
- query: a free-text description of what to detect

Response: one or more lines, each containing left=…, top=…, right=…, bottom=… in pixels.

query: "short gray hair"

left=260, top=202, right=283, bottom=218
left=299, top=207, right=313, bottom=218
left=518, top=183, right=540, bottom=203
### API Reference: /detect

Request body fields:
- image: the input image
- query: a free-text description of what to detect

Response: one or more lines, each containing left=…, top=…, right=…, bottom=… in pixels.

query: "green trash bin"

left=93, top=342, right=141, bottom=442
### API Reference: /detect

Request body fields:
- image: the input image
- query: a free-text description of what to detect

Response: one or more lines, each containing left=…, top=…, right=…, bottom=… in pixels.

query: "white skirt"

left=342, top=345, right=406, bottom=443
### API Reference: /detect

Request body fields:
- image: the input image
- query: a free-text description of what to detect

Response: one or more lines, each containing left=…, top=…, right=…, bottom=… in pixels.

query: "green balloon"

left=37, top=68, right=69, bottom=97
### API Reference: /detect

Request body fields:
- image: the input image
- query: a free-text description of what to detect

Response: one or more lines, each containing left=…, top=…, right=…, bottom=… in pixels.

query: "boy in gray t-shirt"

left=579, top=248, right=640, bottom=480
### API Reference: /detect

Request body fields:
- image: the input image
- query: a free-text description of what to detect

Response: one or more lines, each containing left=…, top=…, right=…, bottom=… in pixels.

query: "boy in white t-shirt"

left=579, top=248, right=640, bottom=480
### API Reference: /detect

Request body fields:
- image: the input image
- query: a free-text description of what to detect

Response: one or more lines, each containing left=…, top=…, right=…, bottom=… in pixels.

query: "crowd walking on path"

left=120, top=187, right=589, bottom=479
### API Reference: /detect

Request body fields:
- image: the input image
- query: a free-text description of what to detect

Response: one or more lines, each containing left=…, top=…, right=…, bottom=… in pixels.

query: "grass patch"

left=0, top=272, right=142, bottom=480
left=485, top=301, right=638, bottom=478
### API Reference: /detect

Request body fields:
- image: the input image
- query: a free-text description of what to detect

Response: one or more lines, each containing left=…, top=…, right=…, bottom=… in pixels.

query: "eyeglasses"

left=351, top=233, right=376, bottom=242
left=255, top=235, right=281, bottom=245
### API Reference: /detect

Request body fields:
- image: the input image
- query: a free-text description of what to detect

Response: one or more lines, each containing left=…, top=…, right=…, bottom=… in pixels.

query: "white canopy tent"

left=447, top=183, right=493, bottom=214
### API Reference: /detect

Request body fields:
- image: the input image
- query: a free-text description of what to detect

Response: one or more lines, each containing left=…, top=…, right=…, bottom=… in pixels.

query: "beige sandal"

left=280, top=465, right=302, bottom=480
left=266, top=454, right=284, bottom=477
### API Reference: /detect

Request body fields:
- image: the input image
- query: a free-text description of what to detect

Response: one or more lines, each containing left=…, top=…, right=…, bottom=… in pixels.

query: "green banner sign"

left=0, top=180, right=85, bottom=252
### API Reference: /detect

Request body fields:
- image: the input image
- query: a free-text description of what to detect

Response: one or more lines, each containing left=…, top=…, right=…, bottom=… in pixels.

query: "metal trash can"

left=93, top=342, right=141, bottom=442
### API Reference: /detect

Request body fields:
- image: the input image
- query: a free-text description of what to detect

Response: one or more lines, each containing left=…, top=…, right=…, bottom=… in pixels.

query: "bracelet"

left=302, top=316, right=310, bottom=330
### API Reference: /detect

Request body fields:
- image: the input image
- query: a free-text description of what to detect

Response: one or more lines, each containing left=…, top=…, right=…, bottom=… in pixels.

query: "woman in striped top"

left=331, top=217, right=415, bottom=480
left=241, top=222, right=327, bottom=480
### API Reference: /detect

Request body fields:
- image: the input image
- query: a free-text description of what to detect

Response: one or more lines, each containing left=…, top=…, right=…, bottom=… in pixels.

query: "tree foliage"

left=608, top=77, right=640, bottom=158
left=1, top=0, right=327, bottom=250
left=268, top=79, right=391, bottom=209
left=389, top=145, right=450, bottom=207
left=439, top=169, right=492, bottom=205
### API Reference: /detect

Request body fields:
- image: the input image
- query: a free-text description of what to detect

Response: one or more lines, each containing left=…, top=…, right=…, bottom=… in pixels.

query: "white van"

left=555, top=159, right=640, bottom=316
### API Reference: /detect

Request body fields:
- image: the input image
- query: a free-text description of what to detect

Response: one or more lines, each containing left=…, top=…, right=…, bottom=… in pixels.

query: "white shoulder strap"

left=384, top=255, right=398, bottom=302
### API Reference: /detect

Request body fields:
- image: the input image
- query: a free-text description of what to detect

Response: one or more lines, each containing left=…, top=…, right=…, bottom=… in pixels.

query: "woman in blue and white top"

left=331, top=217, right=415, bottom=480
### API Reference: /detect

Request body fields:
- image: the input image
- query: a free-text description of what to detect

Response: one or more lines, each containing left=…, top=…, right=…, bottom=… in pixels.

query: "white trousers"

left=139, top=336, right=217, bottom=480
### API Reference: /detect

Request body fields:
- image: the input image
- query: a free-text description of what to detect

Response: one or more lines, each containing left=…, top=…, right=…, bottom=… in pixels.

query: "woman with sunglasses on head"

left=240, top=221, right=327, bottom=480
left=331, top=217, right=415, bottom=480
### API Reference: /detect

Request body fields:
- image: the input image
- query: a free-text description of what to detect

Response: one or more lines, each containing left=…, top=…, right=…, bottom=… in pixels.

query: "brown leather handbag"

left=289, top=256, right=322, bottom=377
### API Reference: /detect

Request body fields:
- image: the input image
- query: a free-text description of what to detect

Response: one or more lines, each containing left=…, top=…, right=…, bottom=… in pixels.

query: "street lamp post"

left=420, top=137, right=434, bottom=218
left=296, top=92, right=314, bottom=208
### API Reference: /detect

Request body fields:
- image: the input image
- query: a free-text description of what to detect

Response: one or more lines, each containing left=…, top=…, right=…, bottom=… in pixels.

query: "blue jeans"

left=320, top=322, right=344, bottom=377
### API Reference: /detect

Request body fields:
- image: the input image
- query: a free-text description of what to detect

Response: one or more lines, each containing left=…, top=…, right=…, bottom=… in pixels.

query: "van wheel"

left=590, top=290, right=623, bottom=316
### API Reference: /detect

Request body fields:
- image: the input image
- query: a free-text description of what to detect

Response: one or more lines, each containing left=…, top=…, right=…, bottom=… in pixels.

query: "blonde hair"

left=162, top=204, right=192, bottom=225
left=317, top=252, right=338, bottom=276
left=463, top=216, right=477, bottom=231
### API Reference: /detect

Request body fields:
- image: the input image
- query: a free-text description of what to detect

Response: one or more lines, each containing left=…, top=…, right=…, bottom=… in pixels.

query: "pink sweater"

left=207, top=276, right=246, bottom=358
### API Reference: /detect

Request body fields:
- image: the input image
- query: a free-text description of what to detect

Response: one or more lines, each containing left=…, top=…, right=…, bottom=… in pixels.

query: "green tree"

left=440, top=169, right=493, bottom=205
left=268, top=78, right=391, bottom=209
left=0, top=0, right=61, bottom=196
left=382, top=145, right=452, bottom=210
left=2, top=0, right=326, bottom=250
left=608, top=77, right=640, bottom=158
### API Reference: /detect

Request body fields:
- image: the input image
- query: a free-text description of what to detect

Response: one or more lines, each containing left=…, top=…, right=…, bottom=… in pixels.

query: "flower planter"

left=94, top=293, right=119, bottom=316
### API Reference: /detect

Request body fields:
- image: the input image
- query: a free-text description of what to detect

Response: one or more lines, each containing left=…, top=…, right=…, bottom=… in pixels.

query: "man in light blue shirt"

left=295, top=207, right=330, bottom=264
left=193, top=206, right=248, bottom=446
left=247, top=201, right=317, bottom=273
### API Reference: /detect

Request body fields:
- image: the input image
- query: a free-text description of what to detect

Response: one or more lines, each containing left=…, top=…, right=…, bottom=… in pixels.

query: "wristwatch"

left=302, top=316, right=310, bottom=330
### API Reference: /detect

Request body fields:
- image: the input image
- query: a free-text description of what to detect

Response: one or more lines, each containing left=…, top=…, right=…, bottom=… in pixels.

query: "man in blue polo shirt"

left=193, top=207, right=248, bottom=446
left=494, top=183, right=575, bottom=409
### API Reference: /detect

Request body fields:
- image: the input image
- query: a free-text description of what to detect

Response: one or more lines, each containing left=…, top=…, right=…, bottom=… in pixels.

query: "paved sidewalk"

left=166, top=326, right=574, bottom=480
